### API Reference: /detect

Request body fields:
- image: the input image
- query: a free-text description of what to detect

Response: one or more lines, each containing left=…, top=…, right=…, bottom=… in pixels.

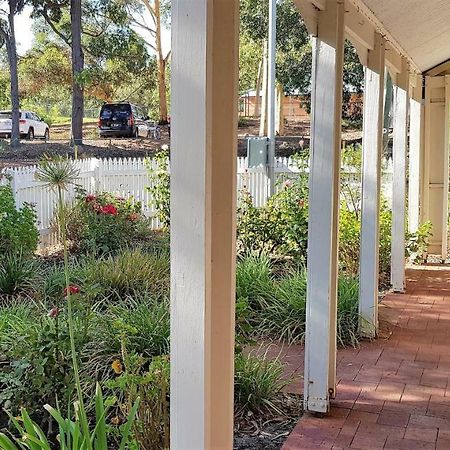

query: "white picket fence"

left=0, top=156, right=393, bottom=248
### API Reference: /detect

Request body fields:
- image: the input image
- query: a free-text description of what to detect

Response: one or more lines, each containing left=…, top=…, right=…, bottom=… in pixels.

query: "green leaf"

left=118, top=397, right=140, bottom=450
left=0, top=433, right=21, bottom=450
left=93, top=383, right=108, bottom=450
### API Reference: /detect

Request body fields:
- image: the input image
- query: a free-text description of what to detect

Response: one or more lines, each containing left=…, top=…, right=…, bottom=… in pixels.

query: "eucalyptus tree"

left=0, top=0, right=25, bottom=147
left=119, top=0, right=171, bottom=124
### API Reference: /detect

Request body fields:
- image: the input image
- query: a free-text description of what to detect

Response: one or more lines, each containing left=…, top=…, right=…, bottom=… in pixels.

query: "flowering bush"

left=237, top=174, right=309, bottom=260
left=65, top=188, right=143, bottom=254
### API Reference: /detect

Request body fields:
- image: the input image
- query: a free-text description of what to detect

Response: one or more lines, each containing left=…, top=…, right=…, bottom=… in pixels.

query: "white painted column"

left=358, top=34, right=385, bottom=337
left=408, top=75, right=424, bottom=234
left=422, top=76, right=450, bottom=256
left=267, top=0, right=276, bottom=195
left=391, top=60, right=410, bottom=293
left=304, top=0, right=344, bottom=414
left=170, top=1, right=238, bottom=449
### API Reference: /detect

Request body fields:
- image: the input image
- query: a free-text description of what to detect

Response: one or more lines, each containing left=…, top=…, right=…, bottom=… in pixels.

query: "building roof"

left=358, top=0, right=450, bottom=72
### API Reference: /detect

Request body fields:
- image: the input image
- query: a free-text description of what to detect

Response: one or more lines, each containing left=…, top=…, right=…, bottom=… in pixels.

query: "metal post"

left=267, top=0, right=276, bottom=195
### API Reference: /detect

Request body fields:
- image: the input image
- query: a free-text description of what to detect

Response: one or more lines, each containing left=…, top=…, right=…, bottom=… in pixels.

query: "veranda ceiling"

left=358, top=0, right=450, bottom=73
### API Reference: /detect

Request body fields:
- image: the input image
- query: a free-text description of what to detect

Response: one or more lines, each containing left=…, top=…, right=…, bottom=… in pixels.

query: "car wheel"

left=155, top=127, right=161, bottom=140
left=44, top=129, right=50, bottom=142
left=27, top=128, right=34, bottom=140
left=134, top=128, right=139, bottom=138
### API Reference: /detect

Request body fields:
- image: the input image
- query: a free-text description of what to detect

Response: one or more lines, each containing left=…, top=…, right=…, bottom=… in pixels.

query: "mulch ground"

left=0, top=118, right=362, bottom=169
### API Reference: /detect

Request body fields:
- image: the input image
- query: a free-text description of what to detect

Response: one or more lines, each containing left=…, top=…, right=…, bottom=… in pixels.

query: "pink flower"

left=48, top=307, right=60, bottom=318
left=284, top=179, right=292, bottom=188
left=63, top=285, right=80, bottom=297
left=100, top=204, right=118, bottom=216
left=85, top=194, right=96, bottom=203
left=127, top=212, right=140, bottom=222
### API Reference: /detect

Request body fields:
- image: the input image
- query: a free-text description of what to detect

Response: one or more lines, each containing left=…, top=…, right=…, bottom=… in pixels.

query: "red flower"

left=48, top=307, right=60, bottom=318
left=63, top=285, right=80, bottom=297
left=85, top=194, right=96, bottom=203
left=100, top=204, right=118, bottom=216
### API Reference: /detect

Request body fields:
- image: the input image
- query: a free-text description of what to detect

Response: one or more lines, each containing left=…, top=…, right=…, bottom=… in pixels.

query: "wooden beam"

left=385, top=42, right=402, bottom=75
left=170, top=0, right=239, bottom=448
left=292, top=0, right=319, bottom=36
left=426, top=59, right=450, bottom=77
left=344, top=0, right=375, bottom=51
left=359, top=33, right=385, bottom=337
left=311, top=0, right=326, bottom=9
left=304, top=0, right=344, bottom=414
left=346, top=0, right=420, bottom=73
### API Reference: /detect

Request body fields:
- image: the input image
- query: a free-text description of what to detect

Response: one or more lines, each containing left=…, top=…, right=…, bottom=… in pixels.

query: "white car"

left=0, top=110, right=50, bottom=140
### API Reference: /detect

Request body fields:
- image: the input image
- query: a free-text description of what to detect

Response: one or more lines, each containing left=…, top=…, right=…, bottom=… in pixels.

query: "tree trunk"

left=276, top=82, right=285, bottom=135
left=154, top=0, right=169, bottom=124
left=259, top=40, right=268, bottom=136
left=71, top=0, right=84, bottom=145
left=7, top=4, right=20, bottom=148
left=254, top=59, right=263, bottom=117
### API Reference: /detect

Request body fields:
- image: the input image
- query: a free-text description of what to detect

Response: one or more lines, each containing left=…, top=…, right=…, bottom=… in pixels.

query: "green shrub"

left=234, top=351, right=287, bottom=414
left=406, top=221, right=433, bottom=263
left=146, top=151, right=170, bottom=230
left=0, top=183, right=39, bottom=256
left=107, top=354, right=170, bottom=450
left=0, top=306, right=77, bottom=415
left=237, top=171, right=308, bottom=260
left=65, top=188, right=143, bottom=254
left=81, top=296, right=170, bottom=391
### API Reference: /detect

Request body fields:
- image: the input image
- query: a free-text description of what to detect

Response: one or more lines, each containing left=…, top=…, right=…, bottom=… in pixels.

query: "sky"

left=14, top=5, right=171, bottom=57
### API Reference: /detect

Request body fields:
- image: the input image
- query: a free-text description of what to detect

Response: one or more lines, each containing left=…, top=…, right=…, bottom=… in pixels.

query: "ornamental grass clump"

left=234, top=350, right=288, bottom=415
left=236, top=254, right=362, bottom=347
left=83, top=248, right=170, bottom=301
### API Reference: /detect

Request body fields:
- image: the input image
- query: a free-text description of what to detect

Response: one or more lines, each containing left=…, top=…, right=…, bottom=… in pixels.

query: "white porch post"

left=423, top=76, right=450, bottom=255
left=170, top=0, right=239, bottom=449
left=408, top=75, right=424, bottom=233
left=391, top=59, right=410, bottom=293
left=304, top=0, right=344, bottom=414
left=358, top=34, right=385, bottom=337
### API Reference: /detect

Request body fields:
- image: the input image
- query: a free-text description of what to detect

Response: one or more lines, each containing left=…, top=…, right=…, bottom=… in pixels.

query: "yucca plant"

left=0, top=383, right=139, bottom=450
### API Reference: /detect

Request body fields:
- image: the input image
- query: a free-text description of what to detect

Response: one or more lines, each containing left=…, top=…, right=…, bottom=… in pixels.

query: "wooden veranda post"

left=170, top=0, right=239, bottom=449
left=391, top=58, right=410, bottom=293
left=304, top=0, right=344, bottom=414
left=359, top=33, right=385, bottom=337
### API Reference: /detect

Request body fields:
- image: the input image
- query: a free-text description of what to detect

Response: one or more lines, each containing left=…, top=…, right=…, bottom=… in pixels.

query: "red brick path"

left=281, top=267, right=450, bottom=450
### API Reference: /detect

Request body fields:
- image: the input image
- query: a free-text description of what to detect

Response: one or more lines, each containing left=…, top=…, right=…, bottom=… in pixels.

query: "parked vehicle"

left=0, top=110, right=50, bottom=140
left=98, top=103, right=150, bottom=138
left=147, top=120, right=161, bottom=139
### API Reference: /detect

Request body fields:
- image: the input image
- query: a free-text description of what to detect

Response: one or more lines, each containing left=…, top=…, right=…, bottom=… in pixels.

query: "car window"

left=26, top=112, right=33, bottom=120
left=100, top=104, right=131, bottom=119
left=0, top=111, right=12, bottom=119
left=33, top=113, right=41, bottom=121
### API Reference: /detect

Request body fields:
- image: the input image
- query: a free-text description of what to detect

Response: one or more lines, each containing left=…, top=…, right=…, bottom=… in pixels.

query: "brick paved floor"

left=281, top=266, right=450, bottom=450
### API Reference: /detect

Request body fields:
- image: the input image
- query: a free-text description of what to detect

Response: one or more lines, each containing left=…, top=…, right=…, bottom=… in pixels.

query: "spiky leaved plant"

left=34, top=156, right=92, bottom=437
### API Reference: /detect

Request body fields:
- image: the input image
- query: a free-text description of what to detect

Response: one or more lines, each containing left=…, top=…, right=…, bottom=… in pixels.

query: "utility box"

left=247, top=137, right=268, bottom=168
